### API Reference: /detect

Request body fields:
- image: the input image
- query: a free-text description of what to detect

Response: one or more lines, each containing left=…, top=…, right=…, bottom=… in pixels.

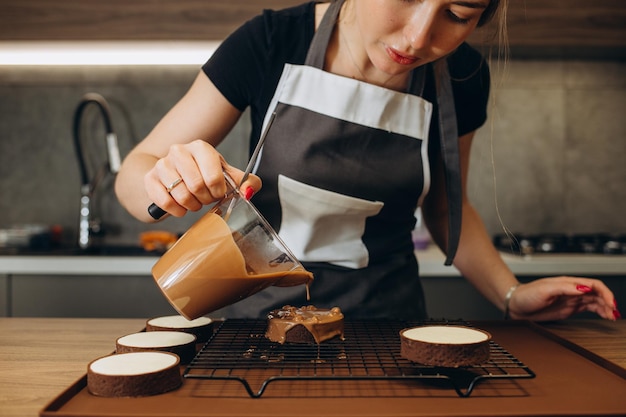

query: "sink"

left=0, top=245, right=163, bottom=257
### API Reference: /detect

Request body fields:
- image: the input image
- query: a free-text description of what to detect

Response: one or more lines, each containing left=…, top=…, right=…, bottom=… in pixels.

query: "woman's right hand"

left=115, top=71, right=246, bottom=222
left=145, top=140, right=262, bottom=218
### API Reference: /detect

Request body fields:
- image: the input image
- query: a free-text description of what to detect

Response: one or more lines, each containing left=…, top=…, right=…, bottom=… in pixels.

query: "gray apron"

left=217, top=0, right=461, bottom=319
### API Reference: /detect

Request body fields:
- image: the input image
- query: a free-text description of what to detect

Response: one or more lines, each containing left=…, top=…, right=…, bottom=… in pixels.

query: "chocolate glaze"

left=265, top=305, right=344, bottom=344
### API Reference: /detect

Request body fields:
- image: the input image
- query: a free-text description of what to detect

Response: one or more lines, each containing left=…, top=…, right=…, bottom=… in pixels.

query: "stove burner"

left=493, top=233, right=626, bottom=255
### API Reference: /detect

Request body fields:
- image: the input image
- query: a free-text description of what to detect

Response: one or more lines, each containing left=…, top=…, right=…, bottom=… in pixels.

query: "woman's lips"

left=386, top=47, right=419, bottom=66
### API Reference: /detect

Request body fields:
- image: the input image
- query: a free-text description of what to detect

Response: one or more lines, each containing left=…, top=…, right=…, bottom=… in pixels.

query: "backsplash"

left=0, top=60, right=624, bottom=248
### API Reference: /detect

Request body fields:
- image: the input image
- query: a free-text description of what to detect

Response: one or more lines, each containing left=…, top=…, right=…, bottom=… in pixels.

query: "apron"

left=217, top=0, right=461, bottom=319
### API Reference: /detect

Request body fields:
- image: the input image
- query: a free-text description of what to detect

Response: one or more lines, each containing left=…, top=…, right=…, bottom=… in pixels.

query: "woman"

left=115, top=0, right=619, bottom=321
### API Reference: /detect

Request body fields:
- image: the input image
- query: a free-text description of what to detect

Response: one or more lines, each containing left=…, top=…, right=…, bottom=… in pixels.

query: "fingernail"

left=614, top=299, right=619, bottom=309
left=576, top=284, right=592, bottom=293
left=244, top=187, right=254, bottom=200
left=614, top=309, right=622, bottom=320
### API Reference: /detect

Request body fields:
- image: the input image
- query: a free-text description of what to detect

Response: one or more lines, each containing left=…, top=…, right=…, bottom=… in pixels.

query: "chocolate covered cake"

left=400, top=325, right=491, bottom=367
left=265, top=305, right=344, bottom=344
left=87, top=351, right=182, bottom=397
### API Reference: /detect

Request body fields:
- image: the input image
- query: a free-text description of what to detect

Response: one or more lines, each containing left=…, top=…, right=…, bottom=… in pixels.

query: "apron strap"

left=435, top=60, right=461, bottom=266
left=304, top=0, right=345, bottom=68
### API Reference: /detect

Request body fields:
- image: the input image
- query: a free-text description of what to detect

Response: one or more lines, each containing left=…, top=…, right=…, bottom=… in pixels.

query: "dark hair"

left=478, top=0, right=502, bottom=27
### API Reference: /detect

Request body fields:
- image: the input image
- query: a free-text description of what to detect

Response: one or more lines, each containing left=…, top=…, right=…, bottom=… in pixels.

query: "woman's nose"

left=404, top=7, right=437, bottom=51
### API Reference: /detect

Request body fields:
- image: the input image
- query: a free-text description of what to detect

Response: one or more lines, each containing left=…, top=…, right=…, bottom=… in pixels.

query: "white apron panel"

left=269, top=64, right=433, bottom=141
left=277, top=175, right=384, bottom=269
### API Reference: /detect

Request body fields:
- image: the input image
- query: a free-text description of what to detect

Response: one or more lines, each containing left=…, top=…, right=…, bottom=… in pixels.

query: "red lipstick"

left=386, top=47, right=418, bottom=66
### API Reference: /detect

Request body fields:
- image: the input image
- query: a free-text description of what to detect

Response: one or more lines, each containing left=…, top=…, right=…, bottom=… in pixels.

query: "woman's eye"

left=447, top=10, right=472, bottom=24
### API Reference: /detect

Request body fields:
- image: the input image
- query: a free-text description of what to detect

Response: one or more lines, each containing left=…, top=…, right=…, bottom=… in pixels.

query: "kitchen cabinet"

left=6, top=273, right=621, bottom=320
left=0, top=0, right=304, bottom=41
left=1, top=0, right=624, bottom=60
left=7, top=274, right=176, bottom=318
left=0, top=274, right=8, bottom=316
left=471, top=0, right=626, bottom=59
left=0, top=271, right=511, bottom=319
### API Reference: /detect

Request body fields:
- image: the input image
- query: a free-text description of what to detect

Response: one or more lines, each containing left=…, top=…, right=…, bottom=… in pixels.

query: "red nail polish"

left=614, top=299, right=619, bottom=309
left=576, top=284, right=592, bottom=293
left=244, top=187, right=254, bottom=200
left=614, top=309, right=622, bottom=320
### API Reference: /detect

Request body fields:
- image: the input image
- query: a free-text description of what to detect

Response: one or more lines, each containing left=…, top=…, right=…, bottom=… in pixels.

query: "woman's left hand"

left=508, top=277, right=620, bottom=321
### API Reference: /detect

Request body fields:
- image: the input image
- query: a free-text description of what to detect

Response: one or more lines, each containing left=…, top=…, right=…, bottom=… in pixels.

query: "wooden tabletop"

left=541, top=319, right=626, bottom=371
left=0, top=318, right=145, bottom=417
left=0, top=318, right=623, bottom=417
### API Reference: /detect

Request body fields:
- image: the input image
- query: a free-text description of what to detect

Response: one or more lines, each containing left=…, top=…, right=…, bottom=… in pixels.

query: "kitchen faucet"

left=72, top=93, right=121, bottom=249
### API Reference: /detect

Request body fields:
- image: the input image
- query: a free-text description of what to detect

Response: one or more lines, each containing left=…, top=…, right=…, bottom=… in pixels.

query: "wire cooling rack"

left=183, top=319, right=535, bottom=398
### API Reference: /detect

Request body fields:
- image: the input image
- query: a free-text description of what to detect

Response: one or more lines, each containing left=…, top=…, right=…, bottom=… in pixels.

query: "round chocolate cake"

left=87, top=351, right=182, bottom=397
left=400, top=325, right=491, bottom=367
left=265, top=305, right=344, bottom=344
left=146, top=315, right=214, bottom=343
left=115, top=331, right=197, bottom=363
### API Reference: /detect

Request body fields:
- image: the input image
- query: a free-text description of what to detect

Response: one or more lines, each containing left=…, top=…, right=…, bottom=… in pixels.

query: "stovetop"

left=493, top=233, right=626, bottom=256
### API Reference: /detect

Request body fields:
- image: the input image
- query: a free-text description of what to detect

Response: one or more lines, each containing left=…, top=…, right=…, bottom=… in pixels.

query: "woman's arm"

left=115, top=72, right=260, bottom=222
left=423, top=131, right=518, bottom=310
left=422, top=131, right=618, bottom=321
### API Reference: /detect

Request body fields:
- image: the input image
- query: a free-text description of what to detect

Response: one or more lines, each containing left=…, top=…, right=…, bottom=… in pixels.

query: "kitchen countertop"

left=1, top=245, right=625, bottom=276
left=0, top=318, right=624, bottom=417
left=0, top=254, right=157, bottom=275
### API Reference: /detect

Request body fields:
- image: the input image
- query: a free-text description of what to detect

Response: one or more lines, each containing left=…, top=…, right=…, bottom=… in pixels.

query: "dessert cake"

left=115, top=331, right=197, bottom=363
left=146, top=315, right=214, bottom=343
left=265, top=305, right=344, bottom=344
left=400, top=325, right=491, bottom=367
left=87, top=351, right=182, bottom=397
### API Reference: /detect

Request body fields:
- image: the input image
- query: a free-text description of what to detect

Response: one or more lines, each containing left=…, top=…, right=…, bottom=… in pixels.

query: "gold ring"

left=166, top=178, right=183, bottom=193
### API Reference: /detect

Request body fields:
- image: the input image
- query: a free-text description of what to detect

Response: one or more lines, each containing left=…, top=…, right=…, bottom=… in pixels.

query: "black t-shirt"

left=203, top=1, right=490, bottom=155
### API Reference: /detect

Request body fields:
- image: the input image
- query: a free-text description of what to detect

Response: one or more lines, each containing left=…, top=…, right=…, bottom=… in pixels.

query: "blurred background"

left=0, top=1, right=624, bottom=319
left=1, top=0, right=624, bottom=247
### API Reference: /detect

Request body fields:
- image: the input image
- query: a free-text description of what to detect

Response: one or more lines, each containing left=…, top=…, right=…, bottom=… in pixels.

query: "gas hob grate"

left=184, top=319, right=535, bottom=398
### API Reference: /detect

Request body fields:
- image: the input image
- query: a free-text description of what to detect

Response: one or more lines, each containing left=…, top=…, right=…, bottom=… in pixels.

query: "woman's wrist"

left=503, top=283, right=521, bottom=319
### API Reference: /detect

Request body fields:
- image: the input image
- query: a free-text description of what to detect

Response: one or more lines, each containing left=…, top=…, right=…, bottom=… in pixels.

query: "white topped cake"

left=400, top=325, right=491, bottom=367
left=87, top=351, right=182, bottom=397
left=146, top=315, right=214, bottom=342
left=116, top=331, right=197, bottom=363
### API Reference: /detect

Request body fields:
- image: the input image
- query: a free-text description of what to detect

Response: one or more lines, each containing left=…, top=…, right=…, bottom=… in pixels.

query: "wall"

left=0, top=65, right=247, bottom=246
left=0, top=59, right=625, bottom=248
left=468, top=60, right=626, bottom=236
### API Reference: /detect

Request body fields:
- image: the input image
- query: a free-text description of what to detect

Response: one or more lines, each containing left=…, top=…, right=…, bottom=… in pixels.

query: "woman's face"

left=351, top=0, right=489, bottom=73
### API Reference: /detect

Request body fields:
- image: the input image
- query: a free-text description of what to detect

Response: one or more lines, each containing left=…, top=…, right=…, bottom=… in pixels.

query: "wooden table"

left=0, top=318, right=145, bottom=417
left=539, top=319, right=626, bottom=372
left=0, top=318, right=624, bottom=417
